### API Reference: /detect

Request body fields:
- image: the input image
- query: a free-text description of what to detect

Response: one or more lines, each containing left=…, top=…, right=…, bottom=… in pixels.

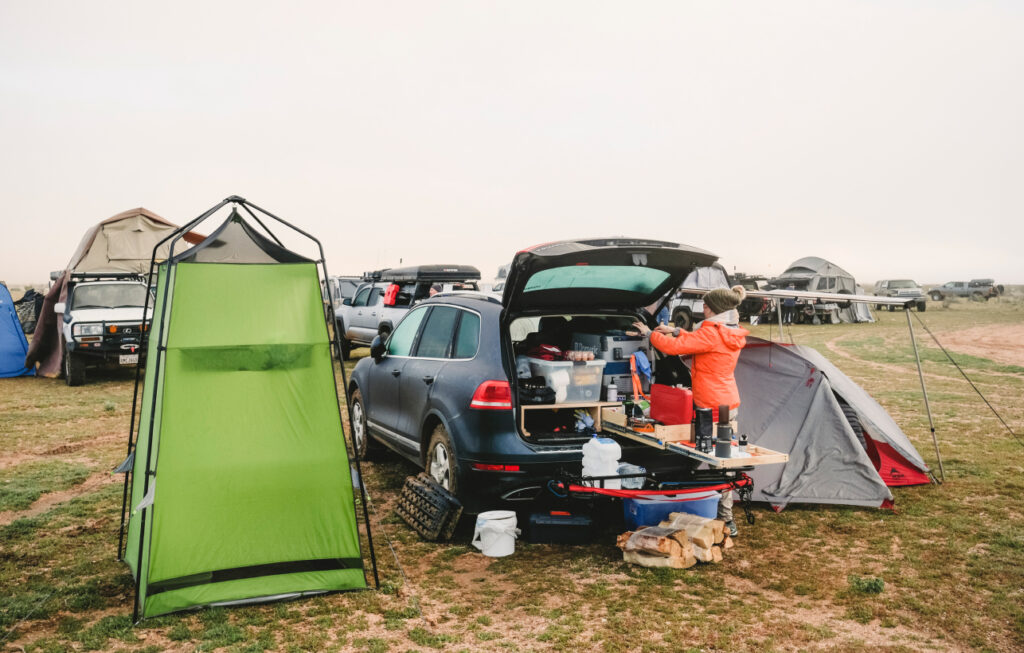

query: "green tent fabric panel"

left=166, top=263, right=326, bottom=348
left=126, top=264, right=175, bottom=580
left=145, top=568, right=366, bottom=618
left=141, top=262, right=363, bottom=616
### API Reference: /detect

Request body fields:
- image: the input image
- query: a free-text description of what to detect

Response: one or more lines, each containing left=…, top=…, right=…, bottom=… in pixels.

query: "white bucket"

left=472, top=510, right=519, bottom=557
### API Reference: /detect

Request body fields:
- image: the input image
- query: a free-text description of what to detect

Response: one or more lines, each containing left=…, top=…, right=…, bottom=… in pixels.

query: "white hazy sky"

left=1, top=1, right=1021, bottom=286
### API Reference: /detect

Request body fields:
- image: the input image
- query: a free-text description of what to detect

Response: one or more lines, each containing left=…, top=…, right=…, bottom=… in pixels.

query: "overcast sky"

left=1, top=1, right=1021, bottom=286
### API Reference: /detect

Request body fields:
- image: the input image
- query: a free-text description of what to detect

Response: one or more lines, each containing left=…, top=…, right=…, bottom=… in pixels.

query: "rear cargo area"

left=509, top=313, right=654, bottom=443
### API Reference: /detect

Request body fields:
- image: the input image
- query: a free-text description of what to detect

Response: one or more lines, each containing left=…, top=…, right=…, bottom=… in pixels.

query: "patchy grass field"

left=2, top=295, right=1023, bottom=652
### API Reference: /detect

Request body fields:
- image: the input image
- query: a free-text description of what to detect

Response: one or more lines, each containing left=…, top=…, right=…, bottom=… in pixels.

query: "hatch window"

left=524, top=266, right=669, bottom=294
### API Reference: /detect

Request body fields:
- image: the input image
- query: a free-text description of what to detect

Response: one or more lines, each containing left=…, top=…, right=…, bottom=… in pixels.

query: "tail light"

left=471, top=463, right=521, bottom=472
left=470, top=380, right=512, bottom=410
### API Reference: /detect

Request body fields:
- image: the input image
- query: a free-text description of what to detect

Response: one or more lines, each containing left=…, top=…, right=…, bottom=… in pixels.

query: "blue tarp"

left=0, top=284, right=34, bottom=377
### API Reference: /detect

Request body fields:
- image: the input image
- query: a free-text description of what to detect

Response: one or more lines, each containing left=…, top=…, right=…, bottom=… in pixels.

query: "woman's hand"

left=631, top=321, right=652, bottom=337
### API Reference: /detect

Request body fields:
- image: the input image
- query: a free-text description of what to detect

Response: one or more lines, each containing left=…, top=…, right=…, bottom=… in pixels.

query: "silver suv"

left=874, top=279, right=926, bottom=312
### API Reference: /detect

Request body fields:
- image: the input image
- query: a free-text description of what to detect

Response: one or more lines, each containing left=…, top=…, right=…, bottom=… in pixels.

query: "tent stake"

left=905, top=308, right=944, bottom=482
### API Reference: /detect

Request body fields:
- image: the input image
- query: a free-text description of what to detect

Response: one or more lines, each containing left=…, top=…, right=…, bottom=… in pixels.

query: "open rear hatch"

left=503, top=238, right=718, bottom=444
left=501, top=238, right=717, bottom=314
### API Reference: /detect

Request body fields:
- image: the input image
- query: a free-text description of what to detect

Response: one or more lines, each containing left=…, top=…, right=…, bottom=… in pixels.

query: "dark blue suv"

left=347, top=238, right=718, bottom=511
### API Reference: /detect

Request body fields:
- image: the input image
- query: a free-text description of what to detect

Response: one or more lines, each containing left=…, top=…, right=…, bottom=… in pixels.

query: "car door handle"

left=391, top=369, right=401, bottom=377
left=422, top=376, right=434, bottom=385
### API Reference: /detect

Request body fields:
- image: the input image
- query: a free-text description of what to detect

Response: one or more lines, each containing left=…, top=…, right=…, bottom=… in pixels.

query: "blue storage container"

left=623, top=491, right=720, bottom=529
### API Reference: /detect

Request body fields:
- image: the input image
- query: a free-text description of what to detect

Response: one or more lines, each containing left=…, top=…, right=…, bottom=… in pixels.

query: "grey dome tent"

left=117, top=197, right=376, bottom=620
left=771, top=257, right=873, bottom=323
left=735, top=337, right=930, bottom=509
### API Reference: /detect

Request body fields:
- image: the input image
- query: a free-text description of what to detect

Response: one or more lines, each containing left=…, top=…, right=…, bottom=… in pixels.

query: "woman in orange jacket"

left=633, top=284, right=749, bottom=536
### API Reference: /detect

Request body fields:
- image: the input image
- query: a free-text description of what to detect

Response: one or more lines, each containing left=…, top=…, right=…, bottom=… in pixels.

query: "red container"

left=650, top=384, right=693, bottom=425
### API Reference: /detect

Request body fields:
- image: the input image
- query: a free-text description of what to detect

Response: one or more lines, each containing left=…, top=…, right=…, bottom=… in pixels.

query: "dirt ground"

left=939, top=324, right=1024, bottom=367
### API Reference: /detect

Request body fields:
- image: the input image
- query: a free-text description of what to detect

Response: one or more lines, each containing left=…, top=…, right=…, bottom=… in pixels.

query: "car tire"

left=64, top=352, right=85, bottom=387
left=348, top=389, right=375, bottom=460
left=337, top=334, right=351, bottom=361
left=672, top=309, right=693, bottom=332
left=917, top=301, right=926, bottom=312
left=875, top=303, right=884, bottom=311
left=971, top=291, right=984, bottom=302
left=426, top=424, right=460, bottom=495
left=929, top=291, right=943, bottom=301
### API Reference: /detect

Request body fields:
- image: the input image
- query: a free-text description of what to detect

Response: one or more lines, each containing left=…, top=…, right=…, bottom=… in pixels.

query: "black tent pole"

left=117, top=257, right=157, bottom=560
left=905, top=307, right=944, bottom=482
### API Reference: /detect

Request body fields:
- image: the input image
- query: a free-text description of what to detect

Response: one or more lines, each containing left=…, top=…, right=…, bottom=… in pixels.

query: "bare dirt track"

left=939, top=324, right=1024, bottom=367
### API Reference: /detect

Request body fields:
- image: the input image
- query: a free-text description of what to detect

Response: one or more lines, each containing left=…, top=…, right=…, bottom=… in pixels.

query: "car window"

left=388, top=306, right=428, bottom=356
left=368, top=287, right=383, bottom=306
left=353, top=287, right=370, bottom=307
left=415, top=306, right=459, bottom=358
left=525, top=266, right=670, bottom=294
left=452, top=311, right=481, bottom=359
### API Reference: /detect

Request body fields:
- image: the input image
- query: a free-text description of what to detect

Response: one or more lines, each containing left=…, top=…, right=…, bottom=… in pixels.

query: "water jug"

left=582, top=436, right=621, bottom=489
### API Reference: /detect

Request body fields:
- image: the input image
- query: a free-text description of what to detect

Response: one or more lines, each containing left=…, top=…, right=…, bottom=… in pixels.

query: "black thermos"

left=695, top=407, right=714, bottom=453
left=715, top=404, right=733, bottom=458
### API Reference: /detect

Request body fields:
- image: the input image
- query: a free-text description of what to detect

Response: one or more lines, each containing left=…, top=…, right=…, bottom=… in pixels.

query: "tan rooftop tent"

left=25, top=208, right=204, bottom=377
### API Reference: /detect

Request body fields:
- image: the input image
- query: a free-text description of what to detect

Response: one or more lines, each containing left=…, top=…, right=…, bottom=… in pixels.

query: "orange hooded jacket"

left=649, top=319, right=749, bottom=410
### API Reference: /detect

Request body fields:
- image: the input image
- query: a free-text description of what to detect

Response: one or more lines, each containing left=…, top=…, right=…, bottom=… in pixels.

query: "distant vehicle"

left=928, top=280, right=1001, bottom=302
left=334, top=265, right=481, bottom=359
left=54, top=274, right=153, bottom=386
left=733, top=275, right=776, bottom=323
left=667, top=263, right=730, bottom=330
left=874, top=279, right=927, bottom=311
left=326, top=275, right=361, bottom=308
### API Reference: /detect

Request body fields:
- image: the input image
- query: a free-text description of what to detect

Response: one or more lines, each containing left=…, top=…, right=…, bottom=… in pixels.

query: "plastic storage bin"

left=622, top=491, right=721, bottom=529
left=566, top=360, right=606, bottom=402
left=527, top=358, right=573, bottom=403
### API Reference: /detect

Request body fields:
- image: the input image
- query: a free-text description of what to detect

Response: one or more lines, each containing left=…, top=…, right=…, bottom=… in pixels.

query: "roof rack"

left=430, top=290, right=502, bottom=305
left=68, top=272, right=146, bottom=283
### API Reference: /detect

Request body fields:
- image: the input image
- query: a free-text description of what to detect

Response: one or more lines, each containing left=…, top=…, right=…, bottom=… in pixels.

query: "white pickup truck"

left=55, top=275, right=153, bottom=385
left=334, top=265, right=480, bottom=359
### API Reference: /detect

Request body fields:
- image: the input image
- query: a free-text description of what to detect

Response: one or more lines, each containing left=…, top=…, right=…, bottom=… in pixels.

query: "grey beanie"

left=704, top=285, right=747, bottom=315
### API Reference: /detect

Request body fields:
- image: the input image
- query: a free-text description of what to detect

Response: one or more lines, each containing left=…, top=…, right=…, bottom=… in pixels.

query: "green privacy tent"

left=118, top=196, right=375, bottom=620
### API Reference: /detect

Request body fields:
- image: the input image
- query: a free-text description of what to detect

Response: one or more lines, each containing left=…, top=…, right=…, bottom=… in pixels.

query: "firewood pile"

left=616, top=512, right=734, bottom=569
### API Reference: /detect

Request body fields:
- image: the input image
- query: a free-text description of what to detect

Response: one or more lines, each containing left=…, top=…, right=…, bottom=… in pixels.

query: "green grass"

left=0, top=460, right=92, bottom=511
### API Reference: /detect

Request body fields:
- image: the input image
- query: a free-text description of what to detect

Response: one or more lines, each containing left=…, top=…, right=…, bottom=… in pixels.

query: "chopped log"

left=619, top=527, right=695, bottom=559
left=693, top=544, right=714, bottom=563
left=722, top=535, right=734, bottom=550
left=660, top=513, right=719, bottom=549
left=623, top=549, right=697, bottom=569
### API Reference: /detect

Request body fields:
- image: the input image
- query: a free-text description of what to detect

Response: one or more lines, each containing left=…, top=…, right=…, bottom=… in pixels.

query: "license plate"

left=119, top=354, right=139, bottom=365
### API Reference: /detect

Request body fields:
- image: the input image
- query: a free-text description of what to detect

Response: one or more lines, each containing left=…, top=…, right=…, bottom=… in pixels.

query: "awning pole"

left=906, top=308, right=944, bottom=482
left=776, top=299, right=785, bottom=342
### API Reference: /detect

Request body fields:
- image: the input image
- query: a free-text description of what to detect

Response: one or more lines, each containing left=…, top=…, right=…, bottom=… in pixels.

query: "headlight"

left=73, top=323, right=103, bottom=337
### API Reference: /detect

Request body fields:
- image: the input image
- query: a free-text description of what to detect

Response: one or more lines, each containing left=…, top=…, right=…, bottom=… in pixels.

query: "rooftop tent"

left=25, top=208, right=203, bottom=377
left=1, top=283, right=34, bottom=377
left=771, top=257, right=873, bottom=323
left=682, top=262, right=730, bottom=291
left=120, top=198, right=373, bottom=620
left=735, top=337, right=930, bottom=509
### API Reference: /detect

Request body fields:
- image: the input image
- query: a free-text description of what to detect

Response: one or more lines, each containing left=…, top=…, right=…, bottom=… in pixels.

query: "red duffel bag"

left=650, top=384, right=694, bottom=425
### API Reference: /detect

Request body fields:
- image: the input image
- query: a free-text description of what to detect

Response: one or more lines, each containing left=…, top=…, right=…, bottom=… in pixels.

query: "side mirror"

left=342, top=298, right=352, bottom=306
left=370, top=335, right=386, bottom=362
left=54, top=302, right=66, bottom=314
